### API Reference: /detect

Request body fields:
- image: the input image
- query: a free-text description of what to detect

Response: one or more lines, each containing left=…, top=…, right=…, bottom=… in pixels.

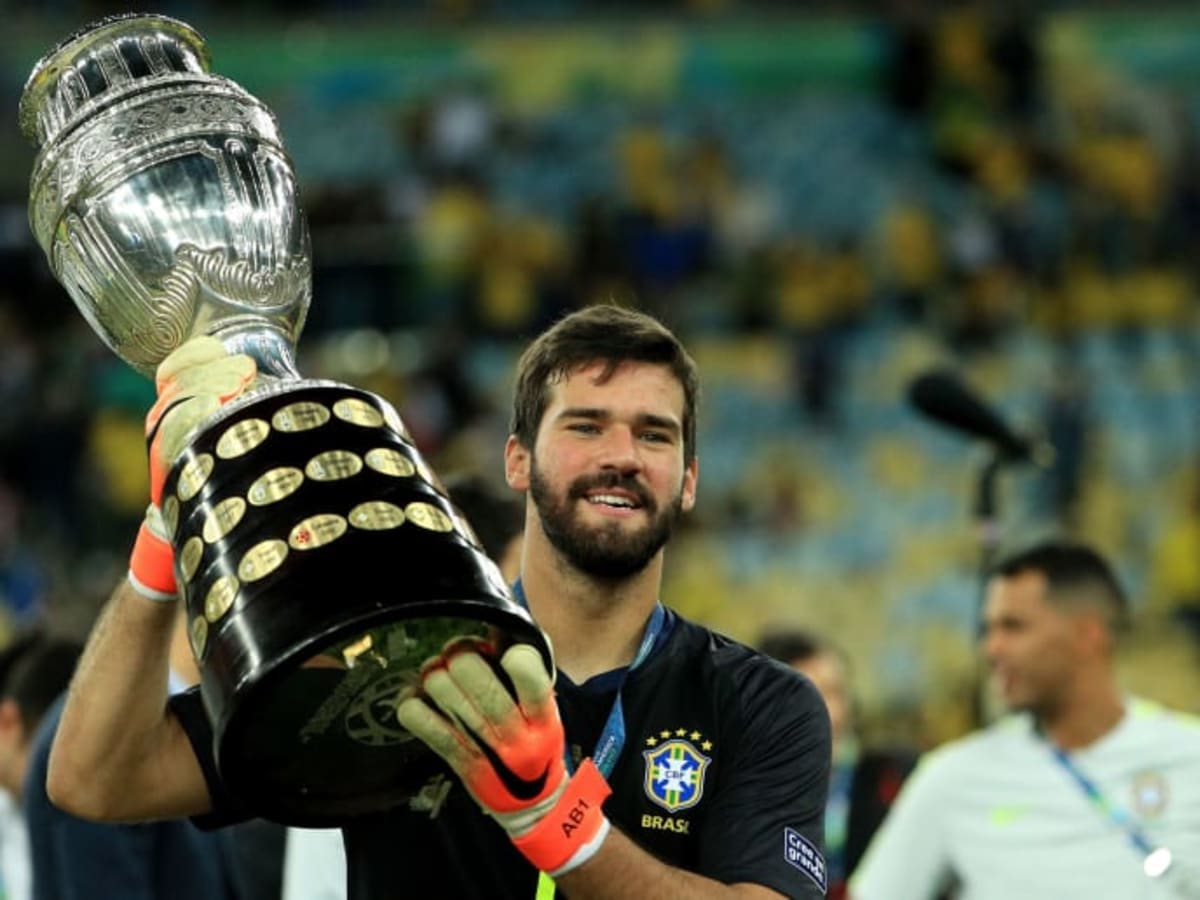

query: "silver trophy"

left=21, top=14, right=549, bottom=826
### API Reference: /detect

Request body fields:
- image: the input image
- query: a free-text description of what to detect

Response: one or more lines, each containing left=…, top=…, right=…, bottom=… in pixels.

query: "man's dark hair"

left=756, top=628, right=855, bottom=711
left=757, top=628, right=829, bottom=667
left=0, top=631, right=46, bottom=694
left=989, top=539, right=1130, bottom=634
left=510, top=304, right=701, bottom=464
left=4, top=638, right=82, bottom=733
left=444, top=472, right=524, bottom=562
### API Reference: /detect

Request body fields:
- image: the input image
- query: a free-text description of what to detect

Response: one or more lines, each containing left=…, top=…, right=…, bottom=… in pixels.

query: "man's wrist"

left=548, top=816, right=611, bottom=878
left=509, top=758, right=612, bottom=876
left=128, top=518, right=177, bottom=601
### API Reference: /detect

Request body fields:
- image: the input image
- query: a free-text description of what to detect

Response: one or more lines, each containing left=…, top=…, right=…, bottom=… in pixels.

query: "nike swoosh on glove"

left=128, top=336, right=256, bottom=600
left=397, top=640, right=612, bottom=877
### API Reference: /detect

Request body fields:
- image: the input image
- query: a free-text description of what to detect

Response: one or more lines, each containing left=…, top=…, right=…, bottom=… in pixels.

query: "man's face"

left=982, top=570, right=1081, bottom=715
left=507, top=360, right=697, bottom=579
left=794, top=651, right=851, bottom=747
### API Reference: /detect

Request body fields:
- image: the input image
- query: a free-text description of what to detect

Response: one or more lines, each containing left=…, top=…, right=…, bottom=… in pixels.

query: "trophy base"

left=213, top=605, right=544, bottom=826
left=162, top=380, right=548, bottom=825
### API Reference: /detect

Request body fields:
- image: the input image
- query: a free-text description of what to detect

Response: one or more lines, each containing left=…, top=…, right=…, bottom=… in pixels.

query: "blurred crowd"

left=1, top=3, right=1199, bottom=747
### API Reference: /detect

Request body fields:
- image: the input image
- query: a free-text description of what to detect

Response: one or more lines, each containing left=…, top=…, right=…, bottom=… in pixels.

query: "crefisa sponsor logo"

left=784, top=826, right=827, bottom=892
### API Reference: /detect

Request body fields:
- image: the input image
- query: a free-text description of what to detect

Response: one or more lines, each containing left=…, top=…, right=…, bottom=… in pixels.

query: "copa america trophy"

left=20, top=14, right=550, bottom=825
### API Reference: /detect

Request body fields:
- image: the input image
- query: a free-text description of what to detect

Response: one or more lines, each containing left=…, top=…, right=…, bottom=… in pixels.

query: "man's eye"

left=641, top=431, right=671, bottom=443
left=568, top=423, right=600, bottom=434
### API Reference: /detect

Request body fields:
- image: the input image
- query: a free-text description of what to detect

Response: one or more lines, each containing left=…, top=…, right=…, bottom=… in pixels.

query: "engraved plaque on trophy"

left=20, top=14, right=550, bottom=825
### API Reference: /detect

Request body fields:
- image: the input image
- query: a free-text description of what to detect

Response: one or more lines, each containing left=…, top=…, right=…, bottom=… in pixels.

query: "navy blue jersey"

left=176, top=611, right=831, bottom=899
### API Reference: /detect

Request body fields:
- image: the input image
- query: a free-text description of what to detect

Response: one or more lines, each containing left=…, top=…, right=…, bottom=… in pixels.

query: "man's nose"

left=598, top=426, right=642, bottom=473
left=981, top=629, right=1003, bottom=665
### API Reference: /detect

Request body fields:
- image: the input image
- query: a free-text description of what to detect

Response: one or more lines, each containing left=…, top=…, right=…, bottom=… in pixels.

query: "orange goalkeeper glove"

left=128, top=337, right=256, bottom=600
left=396, top=641, right=611, bottom=877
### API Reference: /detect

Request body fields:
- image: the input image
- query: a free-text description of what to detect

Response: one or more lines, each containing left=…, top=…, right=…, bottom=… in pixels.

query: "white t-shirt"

left=0, top=790, right=30, bottom=900
left=851, top=698, right=1200, bottom=900
left=282, top=827, right=346, bottom=900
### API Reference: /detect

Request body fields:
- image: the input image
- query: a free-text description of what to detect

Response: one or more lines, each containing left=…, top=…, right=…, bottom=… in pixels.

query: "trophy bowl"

left=21, top=13, right=550, bottom=825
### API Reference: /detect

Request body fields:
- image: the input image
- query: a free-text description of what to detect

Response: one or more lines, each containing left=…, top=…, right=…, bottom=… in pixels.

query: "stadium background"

left=1, top=1, right=1199, bottom=749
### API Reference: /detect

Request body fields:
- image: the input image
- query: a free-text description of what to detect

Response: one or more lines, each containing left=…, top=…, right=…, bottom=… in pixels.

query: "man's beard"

left=529, top=460, right=683, bottom=580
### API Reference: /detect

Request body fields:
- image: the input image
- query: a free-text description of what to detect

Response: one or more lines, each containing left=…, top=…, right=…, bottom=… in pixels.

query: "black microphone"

left=907, top=370, right=1054, bottom=466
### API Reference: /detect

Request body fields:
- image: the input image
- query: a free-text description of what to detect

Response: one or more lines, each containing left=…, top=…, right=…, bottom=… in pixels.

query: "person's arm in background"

left=48, top=338, right=256, bottom=822
left=848, top=752, right=954, bottom=900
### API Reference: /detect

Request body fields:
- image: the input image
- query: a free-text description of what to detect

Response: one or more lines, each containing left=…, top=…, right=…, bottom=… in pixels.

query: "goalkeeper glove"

left=128, top=336, right=256, bottom=600
left=397, top=640, right=611, bottom=877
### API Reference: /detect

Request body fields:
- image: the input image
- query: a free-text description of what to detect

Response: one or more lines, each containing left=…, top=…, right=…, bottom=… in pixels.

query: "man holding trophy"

left=24, top=15, right=831, bottom=899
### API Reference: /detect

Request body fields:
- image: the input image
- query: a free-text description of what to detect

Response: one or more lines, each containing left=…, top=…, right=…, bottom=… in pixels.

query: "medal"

left=1143, top=846, right=1172, bottom=879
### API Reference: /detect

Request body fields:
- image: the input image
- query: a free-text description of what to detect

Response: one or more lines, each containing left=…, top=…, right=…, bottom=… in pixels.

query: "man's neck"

left=1038, top=676, right=1125, bottom=750
left=520, top=547, right=663, bottom=684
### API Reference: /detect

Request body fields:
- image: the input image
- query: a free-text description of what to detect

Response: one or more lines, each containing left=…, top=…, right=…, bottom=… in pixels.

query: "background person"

left=757, top=628, right=916, bottom=899
left=22, top=611, right=269, bottom=900
left=851, top=539, right=1200, bottom=899
left=0, top=632, right=68, bottom=900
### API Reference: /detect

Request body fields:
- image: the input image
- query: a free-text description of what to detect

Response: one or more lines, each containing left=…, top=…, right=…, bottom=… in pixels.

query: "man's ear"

left=680, top=457, right=698, bottom=513
left=1074, top=610, right=1111, bottom=658
left=504, top=435, right=531, bottom=491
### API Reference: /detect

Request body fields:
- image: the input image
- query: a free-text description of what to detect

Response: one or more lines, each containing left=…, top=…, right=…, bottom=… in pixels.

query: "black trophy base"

left=161, top=379, right=548, bottom=825
left=215, top=605, right=542, bottom=826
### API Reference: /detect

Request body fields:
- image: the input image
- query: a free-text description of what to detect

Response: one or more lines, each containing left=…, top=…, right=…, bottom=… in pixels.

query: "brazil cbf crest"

left=643, top=731, right=711, bottom=813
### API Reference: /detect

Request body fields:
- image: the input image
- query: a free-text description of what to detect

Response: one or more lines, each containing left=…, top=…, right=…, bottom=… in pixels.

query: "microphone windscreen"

left=907, top=370, right=1029, bottom=459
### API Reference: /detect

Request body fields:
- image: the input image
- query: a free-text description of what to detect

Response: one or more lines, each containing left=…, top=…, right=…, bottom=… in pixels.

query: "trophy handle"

left=216, top=324, right=302, bottom=380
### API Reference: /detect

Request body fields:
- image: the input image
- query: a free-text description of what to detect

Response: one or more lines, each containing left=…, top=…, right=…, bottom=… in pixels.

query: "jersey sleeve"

left=848, top=751, right=954, bottom=900
left=168, top=687, right=255, bottom=829
left=696, top=659, right=832, bottom=898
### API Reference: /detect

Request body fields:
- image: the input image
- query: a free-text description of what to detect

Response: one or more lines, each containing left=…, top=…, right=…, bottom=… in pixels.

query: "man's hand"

left=397, top=641, right=612, bottom=877
left=128, top=336, right=256, bottom=600
left=146, top=336, right=258, bottom=504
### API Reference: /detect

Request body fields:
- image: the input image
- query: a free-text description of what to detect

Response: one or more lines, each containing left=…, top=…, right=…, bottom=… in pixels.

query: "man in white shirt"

left=851, top=539, right=1200, bottom=900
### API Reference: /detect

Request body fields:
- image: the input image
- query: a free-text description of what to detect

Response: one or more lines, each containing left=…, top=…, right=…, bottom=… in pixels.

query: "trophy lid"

left=19, top=13, right=211, bottom=152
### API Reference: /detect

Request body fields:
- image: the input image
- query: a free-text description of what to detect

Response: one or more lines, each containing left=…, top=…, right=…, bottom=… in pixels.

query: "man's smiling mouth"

left=586, top=492, right=640, bottom=510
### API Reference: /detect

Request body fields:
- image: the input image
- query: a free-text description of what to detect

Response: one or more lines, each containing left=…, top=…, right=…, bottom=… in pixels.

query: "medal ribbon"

left=511, top=579, right=665, bottom=898
left=1048, top=742, right=1172, bottom=879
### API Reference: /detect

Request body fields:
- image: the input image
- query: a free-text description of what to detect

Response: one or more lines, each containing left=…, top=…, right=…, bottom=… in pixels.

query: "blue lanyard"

left=515, top=582, right=664, bottom=898
left=1048, top=743, right=1169, bottom=874
left=511, top=578, right=665, bottom=777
